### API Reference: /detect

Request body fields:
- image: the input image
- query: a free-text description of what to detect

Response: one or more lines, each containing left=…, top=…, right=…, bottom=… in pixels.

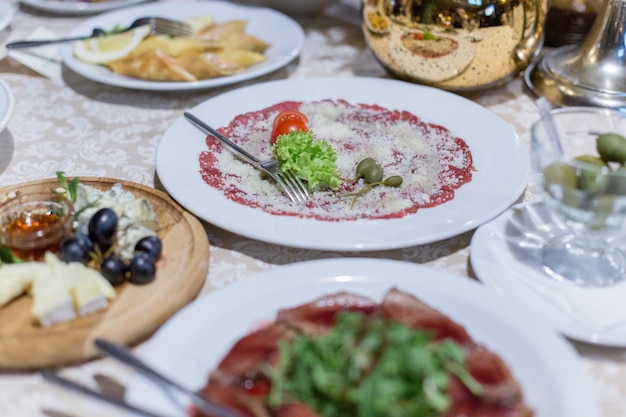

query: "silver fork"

left=184, top=112, right=310, bottom=204
left=6, top=17, right=193, bottom=49
left=94, top=339, right=246, bottom=417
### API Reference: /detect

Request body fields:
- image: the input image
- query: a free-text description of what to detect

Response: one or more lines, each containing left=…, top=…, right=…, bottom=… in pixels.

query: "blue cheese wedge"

left=74, top=183, right=161, bottom=260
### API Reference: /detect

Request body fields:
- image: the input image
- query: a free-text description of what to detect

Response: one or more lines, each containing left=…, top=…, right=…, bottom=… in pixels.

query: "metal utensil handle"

left=41, top=370, right=174, bottom=417
left=6, top=35, right=93, bottom=49
left=184, top=112, right=261, bottom=165
left=94, top=339, right=245, bottom=417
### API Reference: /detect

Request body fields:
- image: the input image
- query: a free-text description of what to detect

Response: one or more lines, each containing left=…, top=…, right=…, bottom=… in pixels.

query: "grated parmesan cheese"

left=199, top=100, right=474, bottom=221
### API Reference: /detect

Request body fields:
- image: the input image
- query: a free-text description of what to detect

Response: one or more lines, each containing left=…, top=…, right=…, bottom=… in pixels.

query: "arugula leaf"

left=271, top=131, right=340, bottom=190
left=268, top=312, right=482, bottom=417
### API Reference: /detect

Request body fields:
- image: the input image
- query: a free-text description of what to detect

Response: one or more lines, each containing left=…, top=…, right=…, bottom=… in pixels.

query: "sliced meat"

left=194, top=289, right=532, bottom=417
left=379, top=287, right=471, bottom=343
left=276, top=292, right=378, bottom=336
left=274, top=403, right=322, bottom=417
left=213, top=322, right=288, bottom=379
left=465, top=344, right=525, bottom=405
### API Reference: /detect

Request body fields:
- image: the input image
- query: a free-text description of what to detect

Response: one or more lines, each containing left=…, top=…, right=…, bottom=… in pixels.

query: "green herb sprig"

left=268, top=311, right=482, bottom=417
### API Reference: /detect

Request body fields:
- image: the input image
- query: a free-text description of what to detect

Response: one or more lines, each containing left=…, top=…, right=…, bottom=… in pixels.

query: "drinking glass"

left=531, top=107, right=626, bottom=287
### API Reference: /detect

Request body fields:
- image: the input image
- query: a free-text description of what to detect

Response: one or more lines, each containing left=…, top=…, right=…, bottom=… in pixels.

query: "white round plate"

left=19, top=0, right=149, bottom=15
left=125, top=258, right=597, bottom=417
left=157, top=77, right=530, bottom=251
left=0, top=3, right=14, bottom=32
left=61, top=1, right=304, bottom=91
left=0, top=78, right=14, bottom=134
left=471, top=200, right=626, bottom=347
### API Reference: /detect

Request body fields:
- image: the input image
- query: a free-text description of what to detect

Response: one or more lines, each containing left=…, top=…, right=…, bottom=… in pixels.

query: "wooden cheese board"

left=0, top=177, right=210, bottom=370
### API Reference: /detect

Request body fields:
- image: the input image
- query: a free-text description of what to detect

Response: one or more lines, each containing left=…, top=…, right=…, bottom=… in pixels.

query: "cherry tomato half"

left=271, top=111, right=309, bottom=143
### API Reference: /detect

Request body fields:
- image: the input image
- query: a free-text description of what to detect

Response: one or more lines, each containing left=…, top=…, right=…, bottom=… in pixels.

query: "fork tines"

left=138, top=17, right=193, bottom=38
left=277, top=170, right=310, bottom=204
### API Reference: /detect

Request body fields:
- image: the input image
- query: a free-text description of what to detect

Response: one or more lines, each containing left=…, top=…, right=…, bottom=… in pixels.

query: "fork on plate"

left=184, top=112, right=311, bottom=205
left=6, top=17, right=193, bottom=49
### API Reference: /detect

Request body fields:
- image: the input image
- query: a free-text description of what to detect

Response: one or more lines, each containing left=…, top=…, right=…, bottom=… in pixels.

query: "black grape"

left=128, top=253, right=156, bottom=285
left=59, top=234, right=93, bottom=264
left=88, top=208, right=118, bottom=247
left=100, top=255, right=127, bottom=286
left=134, top=236, right=162, bottom=261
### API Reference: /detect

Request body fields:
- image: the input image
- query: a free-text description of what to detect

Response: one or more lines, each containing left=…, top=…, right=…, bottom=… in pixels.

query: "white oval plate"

left=61, top=1, right=304, bottom=91
left=0, top=78, right=14, bottom=134
left=471, top=200, right=626, bottom=347
left=19, top=0, right=150, bottom=15
left=125, top=258, right=597, bottom=417
left=157, top=77, right=530, bottom=251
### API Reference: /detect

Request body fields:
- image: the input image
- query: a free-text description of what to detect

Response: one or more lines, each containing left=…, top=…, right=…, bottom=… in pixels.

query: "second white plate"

left=61, top=1, right=304, bottom=91
left=471, top=201, right=626, bottom=346
left=126, top=258, right=597, bottom=417
left=157, top=77, right=530, bottom=251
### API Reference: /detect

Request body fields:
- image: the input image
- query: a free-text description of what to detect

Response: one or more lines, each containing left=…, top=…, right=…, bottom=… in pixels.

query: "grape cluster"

left=59, top=208, right=162, bottom=286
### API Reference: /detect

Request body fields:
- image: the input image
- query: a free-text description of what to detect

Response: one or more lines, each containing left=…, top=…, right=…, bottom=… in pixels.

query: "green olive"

left=597, top=133, right=626, bottom=164
left=588, top=195, right=616, bottom=230
left=383, top=176, right=403, bottom=187
left=363, top=164, right=384, bottom=184
left=574, top=155, right=607, bottom=166
left=355, top=158, right=377, bottom=179
left=543, top=162, right=581, bottom=207
left=543, top=162, right=576, bottom=189
left=574, top=155, right=609, bottom=194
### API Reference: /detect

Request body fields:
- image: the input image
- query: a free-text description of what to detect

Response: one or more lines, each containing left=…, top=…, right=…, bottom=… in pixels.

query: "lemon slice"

left=73, top=25, right=151, bottom=65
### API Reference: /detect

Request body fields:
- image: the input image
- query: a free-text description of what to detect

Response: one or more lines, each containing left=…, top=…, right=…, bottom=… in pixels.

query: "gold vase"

left=362, top=0, right=547, bottom=91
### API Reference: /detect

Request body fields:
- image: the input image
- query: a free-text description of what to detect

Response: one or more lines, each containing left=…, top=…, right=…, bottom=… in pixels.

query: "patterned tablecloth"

left=0, top=0, right=623, bottom=415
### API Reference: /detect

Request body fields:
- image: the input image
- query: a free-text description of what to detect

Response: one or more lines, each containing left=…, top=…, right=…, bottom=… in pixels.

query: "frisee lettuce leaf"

left=271, top=131, right=340, bottom=190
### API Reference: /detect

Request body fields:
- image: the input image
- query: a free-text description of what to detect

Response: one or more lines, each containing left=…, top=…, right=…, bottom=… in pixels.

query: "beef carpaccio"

left=199, top=100, right=474, bottom=221
left=192, top=288, right=533, bottom=417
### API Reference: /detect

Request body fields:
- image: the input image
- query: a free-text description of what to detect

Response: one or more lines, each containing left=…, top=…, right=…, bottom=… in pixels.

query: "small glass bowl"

left=0, top=191, right=74, bottom=260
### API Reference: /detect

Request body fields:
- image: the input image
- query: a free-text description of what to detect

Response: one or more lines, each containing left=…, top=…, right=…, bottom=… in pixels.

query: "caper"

left=383, top=176, right=403, bottom=187
left=363, top=164, right=384, bottom=184
left=355, top=158, right=377, bottom=179
left=597, top=133, right=626, bottom=164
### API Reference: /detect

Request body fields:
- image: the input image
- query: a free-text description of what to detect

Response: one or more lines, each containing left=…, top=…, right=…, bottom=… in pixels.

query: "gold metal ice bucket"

left=361, top=0, right=547, bottom=91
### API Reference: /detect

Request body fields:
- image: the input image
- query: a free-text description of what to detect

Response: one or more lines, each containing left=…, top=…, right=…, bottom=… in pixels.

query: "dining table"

left=0, top=0, right=623, bottom=416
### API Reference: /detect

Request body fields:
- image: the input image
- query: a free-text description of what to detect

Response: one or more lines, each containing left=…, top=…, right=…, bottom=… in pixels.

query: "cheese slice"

left=31, top=273, right=76, bottom=327
left=30, top=254, right=117, bottom=327
left=0, top=262, right=46, bottom=307
left=68, top=262, right=116, bottom=316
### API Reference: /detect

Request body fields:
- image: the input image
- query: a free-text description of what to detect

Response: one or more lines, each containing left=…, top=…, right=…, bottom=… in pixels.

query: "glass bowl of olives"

left=0, top=191, right=74, bottom=260
left=531, top=107, right=626, bottom=287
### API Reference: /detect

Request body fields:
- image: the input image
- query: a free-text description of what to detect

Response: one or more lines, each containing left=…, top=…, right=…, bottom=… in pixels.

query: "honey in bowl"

left=0, top=191, right=74, bottom=260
